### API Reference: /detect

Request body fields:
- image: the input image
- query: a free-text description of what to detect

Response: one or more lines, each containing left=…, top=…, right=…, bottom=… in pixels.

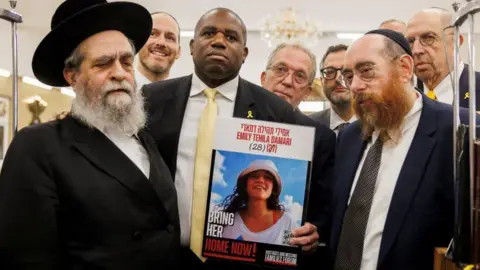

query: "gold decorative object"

left=24, top=95, right=47, bottom=125
left=260, top=7, right=322, bottom=48
left=307, top=78, right=327, bottom=101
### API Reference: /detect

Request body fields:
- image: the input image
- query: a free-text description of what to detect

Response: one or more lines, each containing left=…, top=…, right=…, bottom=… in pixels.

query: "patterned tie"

left=426, top=89, right=437, bottom=100
left=190, top=88, right=218, bottom=261
left=334, top=138, right=384, bottom=270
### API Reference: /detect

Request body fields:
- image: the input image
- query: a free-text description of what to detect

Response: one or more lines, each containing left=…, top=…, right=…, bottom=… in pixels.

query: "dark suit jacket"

left=416, top=64, right=480, bottom=108
left=143, top=75, right=335, bottom=270
left=308, top=108, right=331, bottom=128
left=0, top=115, right=180, bottom=270
left=328, top=95, right=479, bottom=270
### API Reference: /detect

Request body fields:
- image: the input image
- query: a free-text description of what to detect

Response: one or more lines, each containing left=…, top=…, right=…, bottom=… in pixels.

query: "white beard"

left=71, top=79, right=146, bottom=137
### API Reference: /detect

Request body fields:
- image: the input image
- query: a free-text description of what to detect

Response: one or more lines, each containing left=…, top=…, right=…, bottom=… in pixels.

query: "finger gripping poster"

left=202, top=117, right=315, bottom=267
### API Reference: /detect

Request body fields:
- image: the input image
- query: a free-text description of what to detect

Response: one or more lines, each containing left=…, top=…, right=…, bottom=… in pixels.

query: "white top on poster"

left=213, top=117, right=315, bottom=161
left=222, top=212, right=299, bottom=246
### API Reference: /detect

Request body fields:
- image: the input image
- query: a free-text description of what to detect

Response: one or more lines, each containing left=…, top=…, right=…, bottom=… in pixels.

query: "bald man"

left=407, top=8, right=480, bottom=108
left=379, top=19, right=407, bottom=35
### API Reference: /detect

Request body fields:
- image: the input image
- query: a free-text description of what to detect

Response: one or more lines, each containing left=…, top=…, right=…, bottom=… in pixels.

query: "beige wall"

left=0, top=76, right=73, bottom=143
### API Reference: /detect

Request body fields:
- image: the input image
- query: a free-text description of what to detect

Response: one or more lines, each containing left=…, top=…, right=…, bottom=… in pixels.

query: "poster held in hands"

left=202, top=117, right=315, bottom=267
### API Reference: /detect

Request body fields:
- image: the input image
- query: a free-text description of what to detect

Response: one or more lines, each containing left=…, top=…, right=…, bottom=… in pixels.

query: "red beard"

left=353, top=69, right=412, bottom=142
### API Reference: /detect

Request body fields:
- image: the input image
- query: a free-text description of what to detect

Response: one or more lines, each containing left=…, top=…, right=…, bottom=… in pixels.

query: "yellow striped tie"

left=190, top=88, right=217, bottom=262
left=426, top=89, right=437, bottom=100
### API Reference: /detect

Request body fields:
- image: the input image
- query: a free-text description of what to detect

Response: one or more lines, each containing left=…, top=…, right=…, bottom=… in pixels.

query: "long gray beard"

left=71, top=80, right=146, bottom=137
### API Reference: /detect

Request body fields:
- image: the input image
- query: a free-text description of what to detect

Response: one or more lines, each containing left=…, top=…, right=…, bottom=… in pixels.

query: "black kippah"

left=365, top=29, right=413, bottom=57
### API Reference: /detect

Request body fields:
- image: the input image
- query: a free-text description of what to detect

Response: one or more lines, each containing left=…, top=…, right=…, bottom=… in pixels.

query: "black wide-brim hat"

left=32, top=0, right=152, bottom=87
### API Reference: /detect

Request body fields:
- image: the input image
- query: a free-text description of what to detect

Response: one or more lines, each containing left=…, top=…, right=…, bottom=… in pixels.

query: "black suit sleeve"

left=0, top=127, right=63, bottom=269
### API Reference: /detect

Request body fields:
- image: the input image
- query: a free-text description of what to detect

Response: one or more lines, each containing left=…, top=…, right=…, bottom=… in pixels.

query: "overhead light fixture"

left=336, top=32, right=363, bottom=40
left=298, top=101, right=324, bottom=112
left=180, top=30, right=194, bottom=37
left=22, top=76, right=53, bottom=90
left=260, top=7, right=322, bottom=48
left=60, top=87, right=76, bottom=97
left=0, top=68, right=11, bottom=77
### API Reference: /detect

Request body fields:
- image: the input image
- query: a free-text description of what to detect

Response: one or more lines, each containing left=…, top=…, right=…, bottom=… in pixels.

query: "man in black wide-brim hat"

left=0, top=1, right=180, bottom=269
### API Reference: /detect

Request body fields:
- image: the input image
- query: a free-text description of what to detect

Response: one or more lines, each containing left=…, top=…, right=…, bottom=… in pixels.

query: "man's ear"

left=304, top=85, right=313, bottom=100
left=398, top=54, right=414, bottom=84
left=63, top=68, right=78, bottom=87
left=189, top=39, right=194, bottom=56
left=242, top=47, right=249, bottom=63
left=459, top=34, right=464, bottom=46
left=176, top=45, right=182, bottom=60
left=260, top=71, right=267, bottom=87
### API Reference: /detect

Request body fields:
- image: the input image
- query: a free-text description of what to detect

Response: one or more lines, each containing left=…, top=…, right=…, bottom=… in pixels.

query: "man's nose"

left=110, top=61, right=128, bottom=81
left=411, top=38, right=425, bottom=56
left=211, top=32, right=227, bottom=49
left=349, top=76, right=366, bottom=94
left=281, top=72, right=294, bottom=86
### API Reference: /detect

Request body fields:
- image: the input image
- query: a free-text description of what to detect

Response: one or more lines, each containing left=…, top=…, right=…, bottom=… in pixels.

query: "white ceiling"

left=1, top=0, right=461, bottom=32
left=0, top=0, right=477, bottom=85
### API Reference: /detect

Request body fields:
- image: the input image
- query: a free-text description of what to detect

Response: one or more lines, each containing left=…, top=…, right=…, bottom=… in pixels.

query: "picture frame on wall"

left=0, top=95, right=10, bottom=162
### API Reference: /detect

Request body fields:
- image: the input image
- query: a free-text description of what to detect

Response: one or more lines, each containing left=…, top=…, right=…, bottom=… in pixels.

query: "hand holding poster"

left=202, top=117, right=315, bottom=267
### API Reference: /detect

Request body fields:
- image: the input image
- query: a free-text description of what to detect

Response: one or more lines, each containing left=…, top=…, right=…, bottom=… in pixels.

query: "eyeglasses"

left=320, top=67, right=342, bottom=80
left=340, top=64, right=378, bottom=88
left=268, top=63, right=309, bottom=85
left=407, top=28, right=454, bottom=49
left=407, top=32, right=439, bottom=48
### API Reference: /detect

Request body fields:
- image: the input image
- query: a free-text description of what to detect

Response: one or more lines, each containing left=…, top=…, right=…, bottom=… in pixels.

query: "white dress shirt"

left=135, top=67, right=152, bottom=90
left=348, top=94, right=423, bottom=270
left=422, top=62, right=464, bottom=105
left=101, top=129, right=150, bottom=179
left=175, top=73, right=239, bottom=246
left=330, top=109, right=357, bottom=135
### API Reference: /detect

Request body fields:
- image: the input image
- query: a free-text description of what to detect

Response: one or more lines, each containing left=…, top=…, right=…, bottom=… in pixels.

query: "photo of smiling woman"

left=219, top=159, right=298, bottom=246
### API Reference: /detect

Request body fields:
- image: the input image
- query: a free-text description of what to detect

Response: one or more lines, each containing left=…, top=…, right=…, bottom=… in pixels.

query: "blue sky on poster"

left=209, top=150, right=309, bottom=226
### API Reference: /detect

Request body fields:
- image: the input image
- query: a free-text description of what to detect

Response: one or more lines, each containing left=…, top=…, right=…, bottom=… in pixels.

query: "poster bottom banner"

left=203, top=236, right=300, bottom=267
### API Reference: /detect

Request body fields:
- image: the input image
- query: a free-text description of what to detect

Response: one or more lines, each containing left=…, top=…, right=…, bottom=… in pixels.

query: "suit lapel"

left=64, top=116, right=163, bottom=211
left=324, top=109, right=331, bottom=128
left=148, top=75, right=191, bottom=178
left=378, top=96, right=437, bottom=265
left=336, top=128, right=367, bottom=217
left=138, top=131, right=178, bottom=223
left=331, top=126, right=367, bottom=249
left=233, top=78, right=257, bottom=119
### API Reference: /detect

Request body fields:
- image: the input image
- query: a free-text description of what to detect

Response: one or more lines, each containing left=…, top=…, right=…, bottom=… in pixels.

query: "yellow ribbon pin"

left=247, top=110, right=253, bottom=119
left=464, top=92, right=470, bottom=99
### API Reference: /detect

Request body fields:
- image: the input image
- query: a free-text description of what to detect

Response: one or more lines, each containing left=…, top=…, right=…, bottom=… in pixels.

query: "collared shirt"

left=348, top=93, right=423, bottom=270
left=135, top=67, right=152, bottom=90
left=101, top=129, right=150, bottom=179
left=330, top=109, right=357, bottom=135
left=423, top=62, right=465, bottom=105
left=175, top=72, right=239, bottom=246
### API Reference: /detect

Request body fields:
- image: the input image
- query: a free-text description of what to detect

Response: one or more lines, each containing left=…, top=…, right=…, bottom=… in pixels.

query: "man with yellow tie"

left=143, top=7, right=322, bottom=270
left=406, top=7, right=480, bottom=109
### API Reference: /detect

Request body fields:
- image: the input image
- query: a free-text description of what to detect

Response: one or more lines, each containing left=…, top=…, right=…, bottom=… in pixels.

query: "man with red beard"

left=135, top=12, right=181, bottom=88
left=0, top=1, right=179, bottom=269
left=328, top=29, right=478, bottom=270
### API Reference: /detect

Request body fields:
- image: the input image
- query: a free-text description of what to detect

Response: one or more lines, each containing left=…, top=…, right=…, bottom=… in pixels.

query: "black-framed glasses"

left=268, top=63, right=309, bottom=85
left=340, top=64, right=378, bottom=88
left=320, top=67, right=342, bottom=80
